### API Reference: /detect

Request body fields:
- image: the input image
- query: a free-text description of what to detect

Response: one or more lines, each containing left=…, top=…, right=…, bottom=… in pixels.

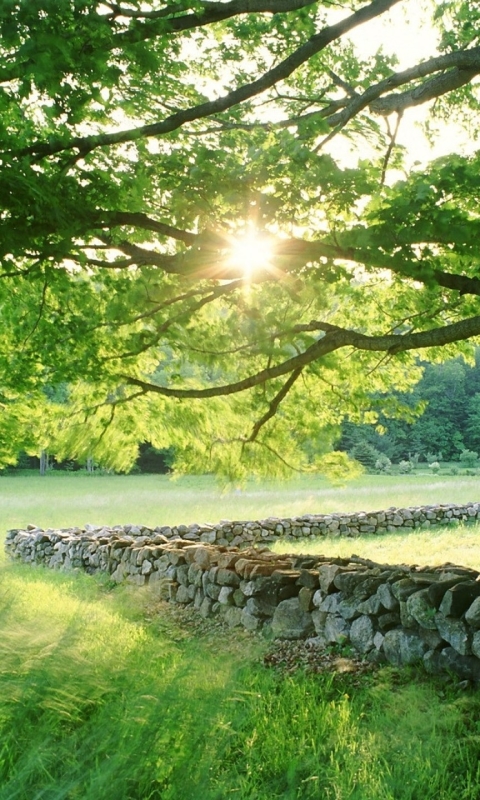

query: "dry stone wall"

left=5, top=501, right=480, bottom=683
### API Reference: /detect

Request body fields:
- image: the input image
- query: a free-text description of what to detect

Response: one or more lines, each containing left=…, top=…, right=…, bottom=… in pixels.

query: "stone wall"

left=5, top=507, right=480, bottom=683
left=6, top=501, right=480, bottom=553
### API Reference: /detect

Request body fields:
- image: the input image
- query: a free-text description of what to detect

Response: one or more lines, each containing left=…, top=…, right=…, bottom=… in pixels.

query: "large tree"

left=2, top=0, right=480, bottom=479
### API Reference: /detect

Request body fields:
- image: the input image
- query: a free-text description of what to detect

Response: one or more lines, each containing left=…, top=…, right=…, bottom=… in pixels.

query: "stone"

left=193, top=546, right=212, bottom=569
left=218, top=586, right=235, bottom=605
left=472, top=631, right=480, bottom=658
left=377, top=612, right=401, bottom=632
left=356, top=595, right=382, bottom=616
left=399, top=601, right=416, bottom=629
left=435, top=614, right=471, bottom=655
left=175, top=584, right=191, bottom=604
left=298, top=569, right=320, bottom=589
left=391, top=579, right=421, bottom=601
left=333, top=570, right=369, bottom=594
left=383, top=630, right=429, bottom=666
left=324, top=614, right=350, bottom=644
left=241, top=609, right=262, bottom=632
left=271, top=598, right=315, bottom=639
left=406, top=589, right=437, bottom=630
left=216, top=568, right=241, bottom=587
left=376, top=582, right=399, bottom=611
left=224, top=607, right=243, bottom=627
left=298, top=586, right=314, bottom=612
left=312, top=609, right=328, bottom=635
left=318, top=564, right=341, bottom=593
left=338, top=597, right=361, bottom=620
left=434, top=647, right=480, bottom=683
left=318, top=594, right=342, bottom=614
left=246, top=595, right=277, bottom=617
left=350, top=615, right=375, bottom=654
left=465, top=597, right=480, bottom=628
left=439, top=581, right=480, bottom=618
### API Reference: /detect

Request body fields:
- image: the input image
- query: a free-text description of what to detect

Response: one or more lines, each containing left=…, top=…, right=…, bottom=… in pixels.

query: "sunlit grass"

left=273, top=524, right=480, bottom=571
left=2, top=474, right=480, bottom=798
left=1, top=560, right=480, bottom=800
left=1, top=471, right=480, bottom=534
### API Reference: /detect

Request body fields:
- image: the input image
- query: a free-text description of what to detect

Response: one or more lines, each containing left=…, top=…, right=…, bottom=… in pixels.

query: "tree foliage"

left=2, top=0, right=480, bottom=479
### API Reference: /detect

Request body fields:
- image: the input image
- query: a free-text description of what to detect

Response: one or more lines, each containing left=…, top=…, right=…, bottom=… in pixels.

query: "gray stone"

left=465, top=597, right=480, bottom=628
left=434, top=647, right=480, bottom=682
left=324, top=614, right=350, bottom=644
left=271, top=598, right=315, bottom=639
left=399, top=600, right=416, bottom=628
left=338, top=597, right=361, bottom=620
left=383, top=629, right=429, bottom=665
left=350, top=615, right=375, bottom=654
left=206, top=583, right=221, bottom=600
left=311, top=609, right=328, bottom=635
left=406, top=589, right=437, bottom=630
left=241, top=609, right=262, bottom=632
left=472, top=631, right=480, bottom=658
left=435, top=614, right=471, bottom=655
left=376, top=582, right=399, bottom=611
left=373, top=631, right=384, bottom=650
left=318, top=593, right=341, bottom=614
left=224, top=607, right=243, bottom=627
left=175, top=584, right=191, bottom=604
left=318, top=564, right=341, bottom=593
left=218, top=586, right=235, bottom=605
left=356, top=595, right=382, bottom=616
left=298, top=586, right=315, bottom=612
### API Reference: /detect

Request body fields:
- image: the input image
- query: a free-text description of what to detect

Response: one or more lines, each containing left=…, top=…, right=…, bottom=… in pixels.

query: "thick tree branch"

left=19, top=0, right=400, bottom=159
left=113, top=0, right=318, bottom=38
left=123, top=314, right=480, bottom=399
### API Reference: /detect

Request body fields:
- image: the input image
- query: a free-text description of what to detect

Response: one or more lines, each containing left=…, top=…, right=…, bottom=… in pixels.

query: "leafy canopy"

left=2, top=0, right=480, bottom=480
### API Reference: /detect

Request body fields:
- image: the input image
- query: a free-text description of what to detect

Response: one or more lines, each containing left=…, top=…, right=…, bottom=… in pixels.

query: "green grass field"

left=2, top=473, right=480, bottom=799
left=2, top=470, right=480, bottom=531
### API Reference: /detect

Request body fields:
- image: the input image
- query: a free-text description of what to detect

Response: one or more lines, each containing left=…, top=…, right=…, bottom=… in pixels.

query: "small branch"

left=380, top=111, right=403, bottom=187
left=247, top=366, right=303, bottom=442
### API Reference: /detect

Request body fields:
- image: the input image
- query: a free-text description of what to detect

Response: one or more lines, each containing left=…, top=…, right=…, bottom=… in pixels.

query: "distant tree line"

left=336, top=350, right=480, bottom=468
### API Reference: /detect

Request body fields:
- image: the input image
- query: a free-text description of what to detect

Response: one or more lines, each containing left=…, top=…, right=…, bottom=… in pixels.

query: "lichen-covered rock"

left=271, top=598, right=314, bottom=639
left=435, top=614, right=471, bottom=656
left=383, top=630, right=429, bottom=665
left=350, top=615, right=375, bottom=654
left=406, top=589, right=437, bottom=630
left=324, top=614, right=350, bottom=644
left=465, top=597, right=480, bottom=628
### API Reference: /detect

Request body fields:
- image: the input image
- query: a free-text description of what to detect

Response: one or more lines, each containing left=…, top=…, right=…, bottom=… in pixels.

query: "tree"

left=2, top=0, right=480, bottom=480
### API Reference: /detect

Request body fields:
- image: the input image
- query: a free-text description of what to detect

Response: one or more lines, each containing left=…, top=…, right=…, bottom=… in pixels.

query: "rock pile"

left=5, top=518, right=480, bottom=682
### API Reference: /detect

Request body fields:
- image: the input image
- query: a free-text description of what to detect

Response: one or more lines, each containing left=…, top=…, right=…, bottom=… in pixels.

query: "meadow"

left=1, top=472, right=480, bottom=799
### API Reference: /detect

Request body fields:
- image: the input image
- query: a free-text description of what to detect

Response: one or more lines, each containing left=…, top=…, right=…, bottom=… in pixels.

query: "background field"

left=2, top=471, right=480, bottom=531
left=2, top=474, right=480, bottom=799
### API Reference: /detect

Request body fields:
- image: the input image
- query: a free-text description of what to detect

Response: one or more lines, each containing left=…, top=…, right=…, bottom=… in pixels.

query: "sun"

left=227, top=231, right=273, bottom=278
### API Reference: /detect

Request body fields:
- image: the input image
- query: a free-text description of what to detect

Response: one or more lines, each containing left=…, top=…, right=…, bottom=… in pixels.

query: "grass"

left=2, top=470, right=480, bottom=533
left=273, top=525, right=480, bottom=571
left=2, top=473, right=480, bottom=798
left=2, top=561, right=480, bottom=800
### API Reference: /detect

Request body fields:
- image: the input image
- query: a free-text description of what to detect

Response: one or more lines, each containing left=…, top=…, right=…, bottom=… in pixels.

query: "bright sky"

left=330, top=0, right=476, bottom=170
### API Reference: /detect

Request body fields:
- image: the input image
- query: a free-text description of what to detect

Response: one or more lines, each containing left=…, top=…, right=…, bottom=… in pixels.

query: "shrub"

left=429, top=461, right=440, bottom=474
left=350, top=442, right=381, bottom=471
left=459, top=449, right=479, bottom=468
left=375, top=454, right=392, bottom=473
left=398, top=460, right=413, bottom=474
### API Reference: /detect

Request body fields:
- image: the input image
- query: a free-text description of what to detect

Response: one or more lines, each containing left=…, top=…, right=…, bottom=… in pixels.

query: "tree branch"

left=19, top=0, right=401, bottom=159
left=123, top=314, right=480, bottom=399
